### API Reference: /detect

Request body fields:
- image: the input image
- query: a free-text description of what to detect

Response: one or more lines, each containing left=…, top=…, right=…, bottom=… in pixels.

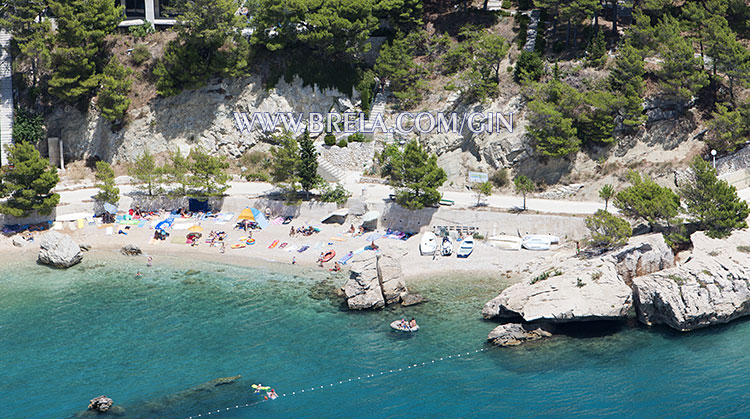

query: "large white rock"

left=342, top=250, right=407, bottom=310
left=37, top=231, right=83, bottom=268
left=632, top=231, right=750, bottom=331
left=482, top=258, right=632, bottom=322
left=609, top=234, right=674, bottom=283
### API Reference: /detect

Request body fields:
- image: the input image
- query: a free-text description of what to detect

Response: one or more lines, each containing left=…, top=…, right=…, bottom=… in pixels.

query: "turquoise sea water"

left=1, top=256, right=749, bottom=419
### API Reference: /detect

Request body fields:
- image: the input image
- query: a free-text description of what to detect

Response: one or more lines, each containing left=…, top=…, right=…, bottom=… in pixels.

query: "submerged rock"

left=487, top=323, right=555, bottom=347
left=37, top=231, right=83, bottom=268
left=482, top=257, right=632, bottom=322
left=343, top=250, right=408, bottom=310
left=632, top=231, right=750, bottom=331
left=401, top=293, right=425, bottom=307
left=120, top=244, right=142, bottom=256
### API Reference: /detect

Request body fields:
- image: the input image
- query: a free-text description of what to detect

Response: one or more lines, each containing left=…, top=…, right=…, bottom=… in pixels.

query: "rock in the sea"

left=487, top=323, right=554, bottom=347
left=342, top=251, right=408, bottom=310
left=12, top=236, right=29, bottom=248
left=401, top=293, right=425, bottom=307
left=120, top=244, right=142, bottom=256
left=37, top=232, right=83, bottom=268
left=610, top=234, right=674, bottom=283
left=88, top=396, right=113, bottom=412
left=482, top=257, right=632, bottom=322
left=632, top=231, right=750, bottom=331
left=79, top=243, right=92, bottom=251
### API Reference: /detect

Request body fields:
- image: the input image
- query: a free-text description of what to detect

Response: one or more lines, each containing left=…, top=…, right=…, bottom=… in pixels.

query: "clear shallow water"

left=1, top=257, right=749, bottom=419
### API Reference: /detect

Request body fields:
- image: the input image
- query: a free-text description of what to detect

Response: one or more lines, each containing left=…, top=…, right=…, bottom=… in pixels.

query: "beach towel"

left=285, top=245, right=297, bottom=252
left=268, top=240, right=279, bottom=249
left=330, top=236, right=347, bottom=242
left=77, top=219, right=85, bottom=229
left=172, top=223, right=191, bottom=230
left=270, top=217, right=285, bottom=225
left=279, top=242, right=288, bottom=249
left=297, top=245, right=310, bottom=253
left=338, top=252, right=354, bottom=265
left=171, top=236, right=188, bottom=244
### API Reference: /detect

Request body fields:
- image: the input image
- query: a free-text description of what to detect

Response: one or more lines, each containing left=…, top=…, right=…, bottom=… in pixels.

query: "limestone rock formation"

left=88, top=396, right=113, bottom=412
left=401, top=293, right=425, bottom=307
left=632, top=231, right=750, bottom=331
left=487, top=323, right=555, bottom=347
left=120, top=244, right=142, bottom=256
left=343, top=250, right=408, bottom=310
left=37, top=232, right=83, bottom=268
left=610, top=234, right=674, bottom=283
left=482, top=257, right=632, bottom=322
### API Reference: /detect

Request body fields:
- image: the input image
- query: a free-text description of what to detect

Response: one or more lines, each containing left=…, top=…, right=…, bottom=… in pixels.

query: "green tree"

left=514, top=51, right=544, bottom=83
left=128, top=150, right=161, bottom=196
left=586, top=209, right=632, bottom=248
left=319, top=183, right=352, bottom=206
left=155, top=0, right=248, bottom=96
left=375, top=32, right=428, bottom=108
left=586, top=30, right=607, bottom=68
left=613, top=171, right=680, bottom=230
left=527, top=100, right=580, bottom=157
left=376, top=0, right=423, bottom=29
left=575, top=90, right=617, bottom=146
left=298, top=129, right=320, bottom=199
left=188, top=148, right=231, bottom=197
left=473, top=181, right=493, bottom=206
left=165, top=150, right=191, bottom=196
left=383, top=141, right=446, bottom=210
left=47, top=0, right=123, bottom=103
left=97, top=57, right=133, bottom=123
left=706, top=17, right=750, bottom=104
left=448, top=27, right=509, bottom=101
left=680, top=156, right=749, bottom=238
left=377, top=144, right=404, bottom=183
left=270, top=133, right=301, bottom=191
left=599, top=184, right=615, bottom=211
left=609, top=42, right=646, bottom=129
left=706, top=103, right=748, bottom=154
left=513, top=175, right=535, bottom=211
left=0, top=0, right=53, bottom=89
left=656, top=15, right=709, bottom=106
left=11, top=108, right=45, bottom=146
left=93, top=160, right=119, bottom=205
left=0, top=142, right=60, bottom=217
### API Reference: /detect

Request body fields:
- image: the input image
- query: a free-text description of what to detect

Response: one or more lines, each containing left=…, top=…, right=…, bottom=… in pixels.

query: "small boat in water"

left=441, top=236, right=453, bottom=256
left=420, top=232, right=438, bottom=256
left=457, top=237, right=474, bottom=258
left=390, top=320, right=419, bottom=332
left=488, top=235, right=522, bottom=251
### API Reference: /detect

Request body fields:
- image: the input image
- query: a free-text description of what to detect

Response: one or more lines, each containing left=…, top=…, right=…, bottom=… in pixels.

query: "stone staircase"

left=0, top=29, right=13, bottom=166
left=316, top=152, right=346, bottom=183
left=364, top=92, right=393, bottom=143
left=522, top=10, right=541, bottom=52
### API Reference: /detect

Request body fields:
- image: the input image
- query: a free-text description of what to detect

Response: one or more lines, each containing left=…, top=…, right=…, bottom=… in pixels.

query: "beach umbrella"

left=249, top=208, right=269, bottom=229
left=188, top=225, right=203, bottom=232
left=103, top=203, right=117, bottom=215
left=155, top=220, right=170, bottom=231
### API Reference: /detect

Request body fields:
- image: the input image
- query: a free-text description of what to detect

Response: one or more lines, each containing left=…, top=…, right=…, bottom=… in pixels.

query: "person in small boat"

left=399, top=318, right=407, bottom=329
left=409, top=318, right=417, bottom=329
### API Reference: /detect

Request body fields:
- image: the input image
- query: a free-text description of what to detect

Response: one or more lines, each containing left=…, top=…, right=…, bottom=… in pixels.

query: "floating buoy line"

left=185, top=347, right=490, bottom=418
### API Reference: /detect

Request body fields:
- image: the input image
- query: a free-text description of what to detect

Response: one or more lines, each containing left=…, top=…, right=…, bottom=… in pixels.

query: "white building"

left=118, top=0, right=176, bottom=27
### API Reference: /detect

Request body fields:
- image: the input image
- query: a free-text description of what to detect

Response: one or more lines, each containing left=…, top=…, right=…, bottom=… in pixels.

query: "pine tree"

left=614, top=171, right=681, bottom=230
left=389, top=141, right=446, bottom=210
left=680, top=156, right=749, bottom=238
left=0, top=0, right=52, bottom=88
left=514, top=51, right=544, bottom=83
left=165, top=150, right=191, bottom=197
left=11, top=108, right=45, bottom=145
left=269, top=133, right=301, bottom=191
left=474, top=181, right=493, bottom=206
left=657, top=15, right=709, bottom=105
left=706, top=103, right=747, bottom=154
left=94, top=161, right=120, bottom=205
left=599, top=184, right=615, bottom=211
left=97, top=57, right=132, bottom=123
left=586, top=209, right=632, bottom=248
left=575, top=90, right=617, bottom=145
left=0, top=142, right=60, bottom=217
left=188, top=148, right=231, bottom=198
left=586, top=30, right=607, bottom=68
left=297, top=129, right=319, bottom=199
left=513, top=175, right=535, bottom=211
left=706, top=17, right=750, bottom=104
left=527, top=100, right=580, bottom=157
left=128, top=150, right=161, bottom=196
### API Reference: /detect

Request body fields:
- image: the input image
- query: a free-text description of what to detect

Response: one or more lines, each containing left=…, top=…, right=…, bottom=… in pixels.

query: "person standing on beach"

left=292, top=256, right=296, bottom=265
left=220, top=241, right=226, bottom=254
left=147, top=256, right=152, bottom=267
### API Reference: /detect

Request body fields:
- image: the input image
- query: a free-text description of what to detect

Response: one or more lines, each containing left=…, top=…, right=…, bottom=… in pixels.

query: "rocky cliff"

left=632, top=231, right=750, bottom=331
left=46, top=76, right=355, bottom=162
left=342, top=249, right=408, bottom=310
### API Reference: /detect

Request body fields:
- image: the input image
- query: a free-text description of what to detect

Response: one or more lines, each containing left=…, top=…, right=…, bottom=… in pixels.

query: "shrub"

left=348, top=132, right=366, bottom=143
left=490, top=168, right=509, bottom=188
left=319, top=183, right=351, bottom=206
left=245, top=172, right=271, bottom=182
left=324, top=133, right=337, bottom=146
left=129, top=21, right=154, bottom=39
left=131, top=44, right=151, bottom=66
left=501, top=0, right=511, bottom=8
left=337, top=138, right=348, bottom=148
left=585, top=209, right=632, bottom=249
left=737, top=245, right=750, bottom=253
left=514, top=51, right=543, bottom=82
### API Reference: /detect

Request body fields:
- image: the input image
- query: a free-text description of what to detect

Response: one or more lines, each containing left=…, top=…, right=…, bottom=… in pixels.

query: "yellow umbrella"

left=188, top=225, right=203, bottom=232
left=237, top=208, right=255, bottom=221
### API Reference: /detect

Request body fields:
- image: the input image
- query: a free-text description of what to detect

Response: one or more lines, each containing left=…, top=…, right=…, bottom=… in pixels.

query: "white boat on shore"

left=420, top=232, right=438, bottom=256
left=488, top=235, right=522, bottom=250
left=522, top=234, right=560, bottom=244
left=390, top=320, right=419, bottom=332
left=522, top=236, right=552, bottom=251
left=457, top=237, right=474, bottom=258
left=441, top=236, right=453, bottom=256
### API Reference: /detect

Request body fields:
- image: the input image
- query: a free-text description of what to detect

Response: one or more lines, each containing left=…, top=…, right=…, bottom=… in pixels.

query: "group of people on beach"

left=290, top=225, right=318, bottom=237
